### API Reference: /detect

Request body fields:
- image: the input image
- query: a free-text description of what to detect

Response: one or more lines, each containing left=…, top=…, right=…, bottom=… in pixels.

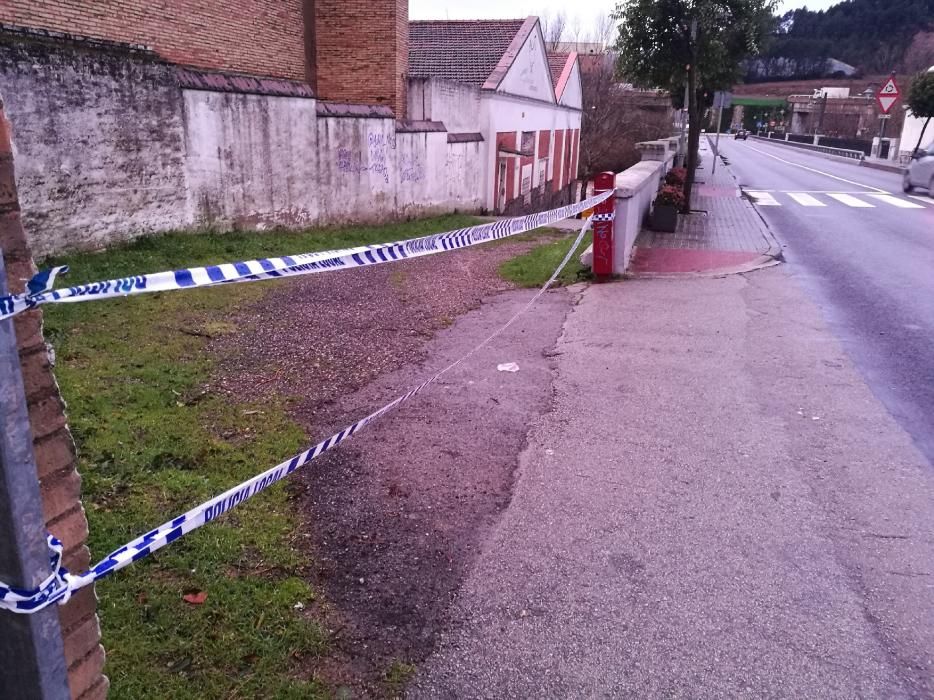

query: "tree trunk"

left=682, top=76, right=700, bottom=213
left=914, top=116, right=932, bottom=153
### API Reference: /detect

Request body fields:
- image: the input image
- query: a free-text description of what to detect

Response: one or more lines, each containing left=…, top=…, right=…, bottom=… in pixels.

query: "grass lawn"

left=498, top=230, right=594, bottom=287
left=41, top=215, right=478, bottom=699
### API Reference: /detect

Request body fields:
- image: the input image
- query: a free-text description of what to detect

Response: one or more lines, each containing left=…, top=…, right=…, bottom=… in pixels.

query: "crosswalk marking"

left=868, top=194, right=925, bottom=209
left=746, top=190, right=780, bottom=206
left=787, top=192, right=826, bottom=207
left=827, top=193, right=874, bottom=208
left=743, top=189, right=929, bottom=210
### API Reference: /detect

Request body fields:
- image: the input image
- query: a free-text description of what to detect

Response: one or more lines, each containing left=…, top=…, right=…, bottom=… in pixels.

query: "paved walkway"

left=631, top=140, right=780, bottom=275
left=411, top=266, right=934, bottom=697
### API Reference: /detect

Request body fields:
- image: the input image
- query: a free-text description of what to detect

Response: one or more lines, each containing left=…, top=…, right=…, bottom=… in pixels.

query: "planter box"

left=651, top=204, right=678, bottom=232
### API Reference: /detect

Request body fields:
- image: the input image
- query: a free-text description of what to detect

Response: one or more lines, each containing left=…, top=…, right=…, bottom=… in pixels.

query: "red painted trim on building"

left=496, top=131, right=517, bottom=208
left=538, top=129, right=550, bottom=166
left=564, top=129, right=574, bottom=185
left=552, top=129, right=565, bottom=192
left=505, top=158, right=516, bottom=204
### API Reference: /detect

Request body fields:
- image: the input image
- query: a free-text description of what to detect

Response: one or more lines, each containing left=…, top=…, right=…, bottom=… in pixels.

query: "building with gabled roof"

left=548, top=52, right=583, bottom=108
left=408, top=17, right=583, bottom=214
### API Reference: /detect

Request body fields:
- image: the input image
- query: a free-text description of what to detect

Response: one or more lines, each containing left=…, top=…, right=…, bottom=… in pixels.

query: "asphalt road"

left=721, top=138, right=934, bottom=467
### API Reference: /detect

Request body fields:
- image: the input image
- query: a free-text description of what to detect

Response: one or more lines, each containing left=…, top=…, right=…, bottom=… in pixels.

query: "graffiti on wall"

left=335, top=132, right=397, bottom=183
left=399, top=154, right=424, bottom=183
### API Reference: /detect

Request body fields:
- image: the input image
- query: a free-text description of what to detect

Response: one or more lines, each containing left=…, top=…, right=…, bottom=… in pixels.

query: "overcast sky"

left=410, top=0, right=839, bottom=28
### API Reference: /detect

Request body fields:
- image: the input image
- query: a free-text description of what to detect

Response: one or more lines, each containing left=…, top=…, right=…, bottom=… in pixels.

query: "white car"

left=903, top=142, right=934, bottom=196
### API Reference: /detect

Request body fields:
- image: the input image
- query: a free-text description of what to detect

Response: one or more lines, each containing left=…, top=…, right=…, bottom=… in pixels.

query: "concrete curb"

left=721, top=154, right=784, bottom=262
left=624, top=251, right=782, bottom=280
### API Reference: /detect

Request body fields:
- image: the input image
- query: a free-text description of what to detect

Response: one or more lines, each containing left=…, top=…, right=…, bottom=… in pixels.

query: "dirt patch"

left=208, top=238, right=575, bottom=695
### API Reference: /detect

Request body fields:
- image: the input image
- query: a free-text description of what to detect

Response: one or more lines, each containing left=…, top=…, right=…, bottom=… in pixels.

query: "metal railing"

left=750, top=135, right=865, bottom=161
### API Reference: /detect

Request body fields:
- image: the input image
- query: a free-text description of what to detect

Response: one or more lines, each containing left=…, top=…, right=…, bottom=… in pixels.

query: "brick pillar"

left=314, top=0, right=408, bottom=116
left=0, top=98, right=107, bottom=699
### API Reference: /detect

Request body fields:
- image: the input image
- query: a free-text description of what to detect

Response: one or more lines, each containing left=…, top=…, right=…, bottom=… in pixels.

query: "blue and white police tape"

left=0, top=191, right=613, bottom=322
left=0, top=217, right=593, bottom=614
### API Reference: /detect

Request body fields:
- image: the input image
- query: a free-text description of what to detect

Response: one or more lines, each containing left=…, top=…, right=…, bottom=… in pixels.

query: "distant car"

left=903, top=142, right=934, bottom=197
left=734, top=130, right=749, bottom=140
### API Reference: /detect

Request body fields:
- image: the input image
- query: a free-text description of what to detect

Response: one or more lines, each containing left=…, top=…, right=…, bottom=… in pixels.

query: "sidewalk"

left=630, top=141, right=781, bottom=275
left=411, top=266, right=934, bottom=697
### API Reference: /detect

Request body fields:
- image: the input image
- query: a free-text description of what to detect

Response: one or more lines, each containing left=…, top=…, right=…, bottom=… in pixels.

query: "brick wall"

left=0, top=0, right=306, bottom=81
left=0, top=30, right=189, bottom=257
left=315, top=0, right=408, bottom=116
left=0, top=97, right=106, bottom=699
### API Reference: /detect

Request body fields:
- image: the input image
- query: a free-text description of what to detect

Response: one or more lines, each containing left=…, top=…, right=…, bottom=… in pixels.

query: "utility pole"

left=0, top=247, right=70, bottom=699
left=712, top=100, right=723, bottom=174
left=678, top=17, right=698, bottom=167
left=679, top=81, right=689, bottom=165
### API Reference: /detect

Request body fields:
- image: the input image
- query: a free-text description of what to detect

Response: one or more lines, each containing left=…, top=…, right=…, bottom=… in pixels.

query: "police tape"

left=0, top=192, right=612, bottom=322
left=0, top=217, right=593, bottom=614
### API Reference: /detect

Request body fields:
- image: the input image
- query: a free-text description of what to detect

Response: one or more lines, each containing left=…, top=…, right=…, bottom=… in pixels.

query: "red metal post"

left=591, top=171, right=615, bottom=279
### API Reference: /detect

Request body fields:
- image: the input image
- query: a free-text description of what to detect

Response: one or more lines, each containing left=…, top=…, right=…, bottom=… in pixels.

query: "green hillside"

left=760, top=0, right=934, bottom=77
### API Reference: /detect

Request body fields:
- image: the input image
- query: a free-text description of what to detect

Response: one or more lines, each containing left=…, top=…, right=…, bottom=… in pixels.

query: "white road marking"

left=827, top=193, right=874, bottom=208
left=746, top=190, right=780, bottom=206
left=908, top=195, right=934, bottom=206
left=787, top=192, right=826, bottom=207
left=744, top=143, right=888, bottom=193
left=774, top=190, right=878, bottom=195
left=869, top=194, right=925, bottom=209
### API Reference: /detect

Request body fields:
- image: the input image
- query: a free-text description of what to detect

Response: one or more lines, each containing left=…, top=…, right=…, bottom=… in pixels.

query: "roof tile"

left=409, top=19, right=527, bottom=87
left=547, top=53, right=569, bottom=88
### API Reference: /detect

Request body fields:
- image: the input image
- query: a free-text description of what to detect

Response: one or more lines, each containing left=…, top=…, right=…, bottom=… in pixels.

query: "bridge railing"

left=749, top=135, right=865, bottom=162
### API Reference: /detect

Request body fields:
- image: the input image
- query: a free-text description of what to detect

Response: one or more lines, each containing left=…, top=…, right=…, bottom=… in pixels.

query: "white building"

left=408, top=17, right=584, bottom=214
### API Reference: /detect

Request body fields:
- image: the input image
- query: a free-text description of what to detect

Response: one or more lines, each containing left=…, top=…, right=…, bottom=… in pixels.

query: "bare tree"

left=567, top=15, right=583, bottom=46
left=540, top=11, right=567, bottom=52
left=577, top=54, right=672, bottom=200
left=592, top=12, right=616, bottom=49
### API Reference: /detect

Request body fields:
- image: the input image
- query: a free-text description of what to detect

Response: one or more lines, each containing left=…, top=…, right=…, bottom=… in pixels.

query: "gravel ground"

left=211, top=238, right=542, bottom=413
left=207, top=235, right=576, bottom=694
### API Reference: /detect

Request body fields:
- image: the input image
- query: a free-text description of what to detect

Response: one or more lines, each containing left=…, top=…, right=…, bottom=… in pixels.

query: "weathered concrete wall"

left=0, top=31, right=188, bottom=257
left=440, top=140, right=486, bottom=211
left=1, top=30, right=488, bottom=258
left=315, top=114, right=398, bottom=224
left=408, top=78, right=483, bottom=133
left=613, top=160, right=667, bottom=273
left=183, top=90, right=318, bottom=229
left=394, top=131, right=485, bottom=216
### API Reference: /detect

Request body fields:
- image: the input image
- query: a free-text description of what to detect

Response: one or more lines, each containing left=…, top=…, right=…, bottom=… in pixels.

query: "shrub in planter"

left=665, top=167, right=687, bottom=187
left=651, top=185, right=684, bottom=232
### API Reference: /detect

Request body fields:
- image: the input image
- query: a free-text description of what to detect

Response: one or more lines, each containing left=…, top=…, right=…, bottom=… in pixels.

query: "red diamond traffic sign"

left=877, top=76, right=900, bottom=114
